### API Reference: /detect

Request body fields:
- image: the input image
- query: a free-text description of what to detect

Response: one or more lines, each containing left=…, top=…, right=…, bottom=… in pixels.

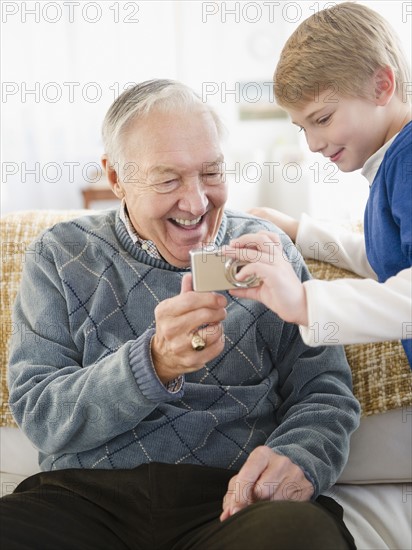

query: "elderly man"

left=2, top=80, right=359, bottom=550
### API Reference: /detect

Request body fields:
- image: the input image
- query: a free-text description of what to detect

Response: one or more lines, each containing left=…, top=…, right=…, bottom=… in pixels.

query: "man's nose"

left=177, top=180, right=208, bottom=214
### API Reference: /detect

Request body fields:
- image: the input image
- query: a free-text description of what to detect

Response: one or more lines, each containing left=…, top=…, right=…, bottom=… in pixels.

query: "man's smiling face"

left=115, top=108, right=228, bottom=268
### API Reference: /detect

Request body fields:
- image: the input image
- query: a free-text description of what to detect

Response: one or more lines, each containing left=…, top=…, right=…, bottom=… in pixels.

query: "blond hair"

left=274, top=2, right=411, bottom=108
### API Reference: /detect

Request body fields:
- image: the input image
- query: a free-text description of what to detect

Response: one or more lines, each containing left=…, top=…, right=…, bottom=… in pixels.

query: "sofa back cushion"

left=305, top=259, right=412, bottom=417
left=1, top=210, right=89, bottom=427
left=1, top=210, right=411, bottom=424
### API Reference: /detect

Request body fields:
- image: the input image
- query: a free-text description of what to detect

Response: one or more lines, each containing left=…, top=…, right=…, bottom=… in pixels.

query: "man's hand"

left=151, top=273, right=227, bottom=383
left=220, top=446, right=314, bottom=522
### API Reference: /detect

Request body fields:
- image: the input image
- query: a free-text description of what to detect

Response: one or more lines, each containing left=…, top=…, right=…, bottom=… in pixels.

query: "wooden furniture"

left=81, top=187, right=118, bottom=209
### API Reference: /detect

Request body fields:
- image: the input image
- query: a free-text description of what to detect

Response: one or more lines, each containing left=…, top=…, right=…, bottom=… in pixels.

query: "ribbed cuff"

left=129, top=329, right=184, bottom=402
left=267, top=445, right=319, bottom=499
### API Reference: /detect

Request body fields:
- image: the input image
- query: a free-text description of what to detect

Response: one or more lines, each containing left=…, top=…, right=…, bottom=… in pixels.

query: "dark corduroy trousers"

left=0, top=463, right=356, bottom=550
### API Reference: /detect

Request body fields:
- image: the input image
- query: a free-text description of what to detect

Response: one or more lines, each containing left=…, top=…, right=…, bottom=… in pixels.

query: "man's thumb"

left=180, top=273, right=193, bottom=294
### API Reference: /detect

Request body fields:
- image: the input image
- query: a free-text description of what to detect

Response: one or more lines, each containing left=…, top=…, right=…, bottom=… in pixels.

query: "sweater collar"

left=119, top=199, right=162, bottom=260
left=115, top=208, right=228, bottom=271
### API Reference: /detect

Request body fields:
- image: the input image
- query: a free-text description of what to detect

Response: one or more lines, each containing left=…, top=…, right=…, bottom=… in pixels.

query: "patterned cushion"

left=1, top=210, right=88, bottom=427
left=1, top=211, right=411, bottom=426
left=306, top=259, right=412, bottom=417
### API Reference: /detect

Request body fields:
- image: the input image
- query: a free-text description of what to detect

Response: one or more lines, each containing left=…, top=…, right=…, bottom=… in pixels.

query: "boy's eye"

left=318, top=115, right=331, bottom=125
left=298, top=126, right=306, bottom=133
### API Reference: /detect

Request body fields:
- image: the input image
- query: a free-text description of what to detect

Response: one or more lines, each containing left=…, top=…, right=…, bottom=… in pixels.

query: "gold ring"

left=191, top=332, right=206, bottom=351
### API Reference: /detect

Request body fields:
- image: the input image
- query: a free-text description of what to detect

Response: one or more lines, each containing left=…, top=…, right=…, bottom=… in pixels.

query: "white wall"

left=1, top=1, right=411, bottom=221
left=2, top=1, right=177, bottom=212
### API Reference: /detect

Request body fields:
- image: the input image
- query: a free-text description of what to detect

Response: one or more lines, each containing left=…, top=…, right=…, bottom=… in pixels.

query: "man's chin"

left=159, top=247, right=192, bottom=269
left=161, top=231, right=219, bottom=267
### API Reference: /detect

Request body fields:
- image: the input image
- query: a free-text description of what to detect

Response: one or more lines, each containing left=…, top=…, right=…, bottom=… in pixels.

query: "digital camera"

left=190, top=246, right=260, bottom=292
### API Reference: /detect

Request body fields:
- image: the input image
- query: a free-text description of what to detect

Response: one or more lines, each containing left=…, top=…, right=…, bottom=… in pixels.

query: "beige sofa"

left=1, top=210, right=411, bottom=549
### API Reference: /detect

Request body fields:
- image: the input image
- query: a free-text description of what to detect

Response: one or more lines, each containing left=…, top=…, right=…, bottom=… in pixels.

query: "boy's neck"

left=382, top=100, right=411, bottom=145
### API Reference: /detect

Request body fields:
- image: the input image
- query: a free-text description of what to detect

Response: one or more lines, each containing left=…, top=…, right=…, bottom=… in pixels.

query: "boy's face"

left=287, top=92, right=389, bottom=172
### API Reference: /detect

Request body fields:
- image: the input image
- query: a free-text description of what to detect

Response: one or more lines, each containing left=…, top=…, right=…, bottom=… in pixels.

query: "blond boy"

left=229, top=2, right=412, bottom=366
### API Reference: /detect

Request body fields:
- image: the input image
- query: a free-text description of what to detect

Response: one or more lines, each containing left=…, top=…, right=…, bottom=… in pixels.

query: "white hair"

left=102, top=79, right=226, bottom=171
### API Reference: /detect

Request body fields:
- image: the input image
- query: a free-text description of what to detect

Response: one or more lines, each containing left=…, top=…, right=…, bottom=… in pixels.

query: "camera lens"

left=224, top=258, right=259, bottom=288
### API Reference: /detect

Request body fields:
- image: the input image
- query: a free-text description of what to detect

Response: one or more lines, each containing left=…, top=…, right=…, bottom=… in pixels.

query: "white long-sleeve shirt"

left=297, top=139, right=412, bottom=347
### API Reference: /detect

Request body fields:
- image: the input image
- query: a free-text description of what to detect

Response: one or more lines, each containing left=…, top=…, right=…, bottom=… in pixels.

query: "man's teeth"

left=173, top=216, right=202, bottom=227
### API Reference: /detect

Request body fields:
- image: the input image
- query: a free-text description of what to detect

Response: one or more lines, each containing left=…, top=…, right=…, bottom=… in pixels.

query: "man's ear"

left=373, top=65, right=396, bottom=106
left=101, top=155, right=124, bottom=199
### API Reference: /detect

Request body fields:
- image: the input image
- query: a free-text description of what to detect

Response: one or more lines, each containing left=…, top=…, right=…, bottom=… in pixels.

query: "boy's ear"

left=373, top=65, right=396, bottom=106
left=101, top=155, right=125, bottom=199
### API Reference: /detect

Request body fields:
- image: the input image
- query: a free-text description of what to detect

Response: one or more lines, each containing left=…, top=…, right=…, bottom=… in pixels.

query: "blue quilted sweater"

left=8, top=209, right=360, bottom=497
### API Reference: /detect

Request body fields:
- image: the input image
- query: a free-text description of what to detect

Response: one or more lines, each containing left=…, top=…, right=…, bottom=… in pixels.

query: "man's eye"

left=202, top=172, right=223, bottom=183
left=154, top=180, right=179, bottom=193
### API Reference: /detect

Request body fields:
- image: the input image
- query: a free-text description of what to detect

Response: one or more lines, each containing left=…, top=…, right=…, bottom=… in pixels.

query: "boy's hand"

left=247, top=207, right=299, bottom=242
left=224, top=232, right=308, bottom=326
